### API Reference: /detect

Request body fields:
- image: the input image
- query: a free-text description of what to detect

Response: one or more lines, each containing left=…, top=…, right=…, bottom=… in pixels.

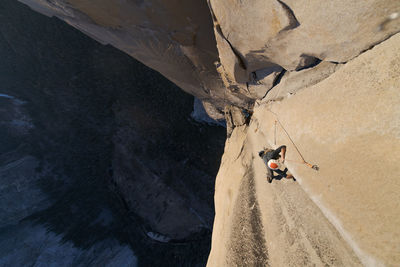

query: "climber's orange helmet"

left=267, top=159, right=280, bottom=170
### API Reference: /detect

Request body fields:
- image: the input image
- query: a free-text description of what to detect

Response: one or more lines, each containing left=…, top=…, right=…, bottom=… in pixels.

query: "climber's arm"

left=280, top=146, right=287, bottom=163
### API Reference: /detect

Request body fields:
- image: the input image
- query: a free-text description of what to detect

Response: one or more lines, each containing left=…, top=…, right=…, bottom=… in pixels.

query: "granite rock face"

left=7, top=0, right=400, bottom=266
left=0, top=1, right=225, bottom=265
left=209, top=0, right=400, bottom=74
left=264, top=62, right=341, bottom=102
left=18, top=0, right=400, bottom=119
left=209, top=33, right=400, bottom=267
left=16, top=0, right=255, bottom=119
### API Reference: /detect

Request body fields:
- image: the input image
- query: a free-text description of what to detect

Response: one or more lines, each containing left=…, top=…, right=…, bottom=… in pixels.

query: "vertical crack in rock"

left=227, top=167, right=269, bottom=266
left=347, top=30, right=400, bottom=63
left=214, top=24, right=247, bottom=71
left=224, top=33, right=248, bottom=71
left=261, top=69, right=286, bottom=99
left=224, top=105, right=248, bottom=137
left=207, top=0, right=247, bottom=71
left=272, top=69, right=287, bottom=87
left=276, top=0, right=300, bottom=32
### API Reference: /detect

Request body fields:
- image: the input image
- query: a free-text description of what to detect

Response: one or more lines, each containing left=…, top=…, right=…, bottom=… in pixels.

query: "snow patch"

left=146, top=232, right=171, bottom=243
left=0, top=93, right=25, bottom=105
left=0, top=223, right=138, bottom=266
left=0, top=93, right=15, bottom=99
left=191, top=98, right=225, bottom=126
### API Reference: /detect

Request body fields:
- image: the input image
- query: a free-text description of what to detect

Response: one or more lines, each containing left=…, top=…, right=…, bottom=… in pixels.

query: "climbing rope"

left=268, top=109, right=319, bottom=171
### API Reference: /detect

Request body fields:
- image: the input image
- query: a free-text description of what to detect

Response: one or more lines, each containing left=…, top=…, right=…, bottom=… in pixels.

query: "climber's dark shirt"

left=262, top=145, right=285, bottom=164
left=262, top=145, right=286, bottom=178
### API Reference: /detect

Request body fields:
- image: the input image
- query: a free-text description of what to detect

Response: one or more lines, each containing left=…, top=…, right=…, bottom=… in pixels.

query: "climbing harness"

left=269, top=109, right=319, bottom=171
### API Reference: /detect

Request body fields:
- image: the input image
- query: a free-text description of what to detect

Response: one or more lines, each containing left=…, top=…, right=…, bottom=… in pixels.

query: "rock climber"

left=258, top=145, right=295, bottom=183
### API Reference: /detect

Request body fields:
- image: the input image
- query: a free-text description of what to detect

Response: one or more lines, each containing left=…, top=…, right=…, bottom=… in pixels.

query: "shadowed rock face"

left=16, top=0, right=256, bottom=119
left=0, top=0, right=225, bottom=265
left=17, top=0, right=400, bottom=120
left=4, top=0, right=400, bottom=266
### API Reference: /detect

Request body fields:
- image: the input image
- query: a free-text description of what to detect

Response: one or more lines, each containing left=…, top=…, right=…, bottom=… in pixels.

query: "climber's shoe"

left=286, top=174, right=295, bottom=181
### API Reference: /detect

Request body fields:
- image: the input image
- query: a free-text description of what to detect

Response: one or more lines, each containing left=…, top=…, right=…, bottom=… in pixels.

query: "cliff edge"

left=15, top=0, right=400, bottom=266
left=208, top=34, right=400, bottom=266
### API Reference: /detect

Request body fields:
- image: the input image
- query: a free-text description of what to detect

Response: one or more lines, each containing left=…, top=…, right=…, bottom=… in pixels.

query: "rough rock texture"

left=224, top=105, right=249, bottom=137
left=208, top=126, right=361, bottom=266
left=209, top=33, right=400, bottom=266
left=17, top=0, right=255, bottom=118
left=0, top=1, right=225, bottom=265
left=8, top=0, right=400, bottom=266
left=207, top=0, right=400, bottom=116
left=209, top=0, right=400, bottom=72
left=17, top=0, right=400, bottom=113
left=264, top=62, right=341, bottom=102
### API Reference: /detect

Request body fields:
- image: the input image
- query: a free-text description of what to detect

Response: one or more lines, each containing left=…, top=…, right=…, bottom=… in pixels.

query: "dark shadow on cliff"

left=0, top=0, right=225, bottom=265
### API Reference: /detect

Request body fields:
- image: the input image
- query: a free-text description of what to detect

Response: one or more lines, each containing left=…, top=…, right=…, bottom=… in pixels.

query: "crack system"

left=207, top=0, right=247, bottom=71
left=276, top=0, right=300, bottom=32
